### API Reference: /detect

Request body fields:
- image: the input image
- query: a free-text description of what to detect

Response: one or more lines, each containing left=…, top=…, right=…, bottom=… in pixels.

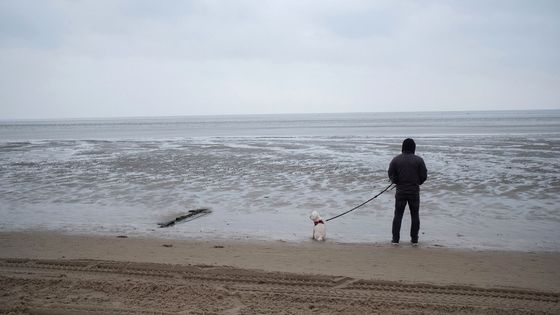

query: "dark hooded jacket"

left=388, top=139, right=427, bottom=194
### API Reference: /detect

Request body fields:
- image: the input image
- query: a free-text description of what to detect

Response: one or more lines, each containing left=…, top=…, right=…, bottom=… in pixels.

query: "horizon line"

left=2, top=108, right=559, bottom=122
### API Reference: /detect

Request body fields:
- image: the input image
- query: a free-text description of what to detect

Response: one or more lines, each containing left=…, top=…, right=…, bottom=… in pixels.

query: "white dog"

left=309, top=210, right=326, bottom=241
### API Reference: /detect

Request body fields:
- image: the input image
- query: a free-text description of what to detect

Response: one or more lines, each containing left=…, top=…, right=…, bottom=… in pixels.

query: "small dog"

left=309, top=210, right=326, bottom=241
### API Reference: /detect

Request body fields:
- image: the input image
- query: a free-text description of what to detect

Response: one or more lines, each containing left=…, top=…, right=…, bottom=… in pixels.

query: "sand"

left=0, top=231, right=559, bottom=314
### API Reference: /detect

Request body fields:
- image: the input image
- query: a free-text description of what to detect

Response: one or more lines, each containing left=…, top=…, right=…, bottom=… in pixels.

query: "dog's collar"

left=314, top=220, right=324, bottom=226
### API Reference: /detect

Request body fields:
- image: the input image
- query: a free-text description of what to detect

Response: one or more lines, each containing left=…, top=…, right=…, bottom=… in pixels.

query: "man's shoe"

left=391, top=240, right=399, bottom=246
left=411, top=242, right=419, bottom=247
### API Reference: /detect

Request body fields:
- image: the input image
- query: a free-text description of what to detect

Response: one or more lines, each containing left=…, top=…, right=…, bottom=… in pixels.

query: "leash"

left=325, top=183, right=395, bottom=222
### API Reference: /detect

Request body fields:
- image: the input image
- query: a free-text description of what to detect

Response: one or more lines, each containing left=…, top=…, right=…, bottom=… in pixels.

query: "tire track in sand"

left=0, top=258, right=558, bottom=314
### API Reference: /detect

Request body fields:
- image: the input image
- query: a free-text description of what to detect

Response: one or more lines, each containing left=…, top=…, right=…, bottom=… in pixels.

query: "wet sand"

left=0, top=231, right=559, bottom=314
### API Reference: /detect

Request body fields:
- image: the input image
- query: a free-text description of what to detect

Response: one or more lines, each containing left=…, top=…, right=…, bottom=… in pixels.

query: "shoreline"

left=1, top=231, right=559, bottom=293
left=3, top=227, right=560, bottom=253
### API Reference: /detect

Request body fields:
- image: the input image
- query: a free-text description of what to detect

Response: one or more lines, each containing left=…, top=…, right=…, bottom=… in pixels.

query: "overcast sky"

left=1, top=1, right=559, bottom=119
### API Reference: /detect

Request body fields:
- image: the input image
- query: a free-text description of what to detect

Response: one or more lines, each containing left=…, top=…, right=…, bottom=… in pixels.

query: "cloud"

left=0, top=1, right=67, bottom=49
left=0, top=0, right=559, bottom=119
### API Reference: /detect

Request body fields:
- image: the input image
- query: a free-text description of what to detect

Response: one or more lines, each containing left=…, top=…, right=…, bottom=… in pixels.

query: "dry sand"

left=0, top=231, right=559, bottom=314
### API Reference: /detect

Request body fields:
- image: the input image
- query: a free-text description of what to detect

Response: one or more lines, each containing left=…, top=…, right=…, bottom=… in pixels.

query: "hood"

left=402, top=138, right=416, bottom=154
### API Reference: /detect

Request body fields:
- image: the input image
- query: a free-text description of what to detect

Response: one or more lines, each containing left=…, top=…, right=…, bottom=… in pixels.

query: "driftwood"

left=157, top=208, right=212, bottom=228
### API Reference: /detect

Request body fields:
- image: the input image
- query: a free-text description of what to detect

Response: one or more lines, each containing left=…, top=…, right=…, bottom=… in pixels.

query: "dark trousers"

left=392, top=192, right=420, bottom=243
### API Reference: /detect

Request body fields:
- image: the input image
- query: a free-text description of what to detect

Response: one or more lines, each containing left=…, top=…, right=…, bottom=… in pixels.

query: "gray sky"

left=1, top=0, right=559, bottom=119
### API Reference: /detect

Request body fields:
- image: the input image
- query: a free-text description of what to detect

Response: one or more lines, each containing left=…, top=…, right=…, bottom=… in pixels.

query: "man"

left=388, top=138, right=427, bottom=246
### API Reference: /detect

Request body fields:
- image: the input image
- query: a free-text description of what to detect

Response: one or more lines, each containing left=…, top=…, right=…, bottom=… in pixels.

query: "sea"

left=1, top=110, right=559, bottom=251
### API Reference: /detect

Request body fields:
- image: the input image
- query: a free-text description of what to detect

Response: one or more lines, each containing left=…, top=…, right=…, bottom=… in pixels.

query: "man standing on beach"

left=388, top=138, right=427, bottom=246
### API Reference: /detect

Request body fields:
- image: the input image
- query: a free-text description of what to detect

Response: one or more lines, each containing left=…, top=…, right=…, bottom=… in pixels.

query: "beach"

left=1, top=111, right=560, bottom=313
left=1, top=231, right=559, bottom=314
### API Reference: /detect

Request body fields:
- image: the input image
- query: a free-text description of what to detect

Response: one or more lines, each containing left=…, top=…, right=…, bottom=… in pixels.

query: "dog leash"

left=325, top=183, right=395, bottom=222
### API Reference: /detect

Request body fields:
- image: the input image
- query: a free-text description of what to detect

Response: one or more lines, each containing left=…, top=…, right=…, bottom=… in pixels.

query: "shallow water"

left=1, top=111, right=559, bottom=251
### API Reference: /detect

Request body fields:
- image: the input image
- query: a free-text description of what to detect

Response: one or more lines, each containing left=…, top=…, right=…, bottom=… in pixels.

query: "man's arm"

left=388, top=158, right=397, bottom=184
left=418, top=158, right=427, bottom=185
